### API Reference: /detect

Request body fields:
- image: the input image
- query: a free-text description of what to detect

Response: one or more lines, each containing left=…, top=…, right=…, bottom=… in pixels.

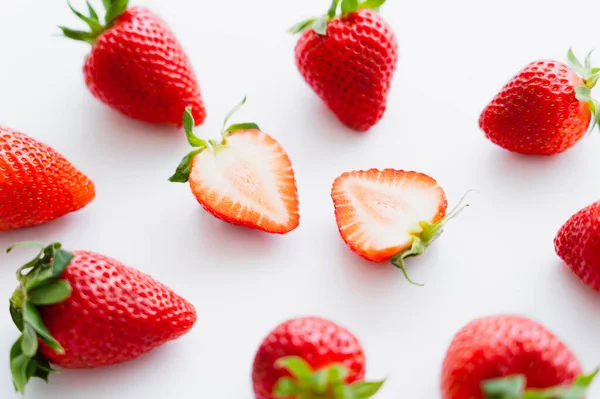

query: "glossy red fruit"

left=555, top=200, right=600, bottom=293
left=252, top=317, right=384, bottom=399
left=0, top=127, right=95, bottom=231
left=60, top=1, right=205, bottom=126
left=8, top=242, right=196, bottom=394
left=479, top=50, right=599, bottom=155
left=290, top=0, right=398, bottom=132
left=441, top=315, right=586, bottom=399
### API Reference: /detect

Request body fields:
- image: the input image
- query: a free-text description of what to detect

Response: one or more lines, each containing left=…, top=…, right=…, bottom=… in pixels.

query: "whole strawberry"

left=169, top=97, right=300, bottom=234
left=252, top=317, right=384, bottom=399
left=555, top=200, right=600, bottom=293
left=0, top=127, right=95, bottom=231
left=289, top=0, right=398, bottom=132
left=60, top=0, right=205, bottom=126
left=479, top=49, right=599, bottom=155
left=441, top=315, right=597, bottom=399
left=7, top=242, right=196, bottom=394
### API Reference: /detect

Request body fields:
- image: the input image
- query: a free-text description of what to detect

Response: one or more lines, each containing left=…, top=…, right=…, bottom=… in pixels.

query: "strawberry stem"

left=59, top=0, right=129, bottom=44
left=389, top=192, right=471, bottom=286
left=567, top=48, right=600, bottom=134
left=273, top=356, right=385, bottom=399
left=482, top=370, right=598, bottom=399
left=7, top=242, right=74, bottom=394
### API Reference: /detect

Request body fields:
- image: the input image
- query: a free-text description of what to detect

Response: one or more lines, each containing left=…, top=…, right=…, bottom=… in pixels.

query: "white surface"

left=1, top=0, right=600, bottom=397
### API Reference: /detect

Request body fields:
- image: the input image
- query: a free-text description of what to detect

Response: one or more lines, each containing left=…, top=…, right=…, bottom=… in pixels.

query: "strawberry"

left=331, top=169, right=466, bottom=285
left=7, top=242, right=196, bottom=394
left=169, top=97, right=300, bottom=234
left=0, top=127, right=95, bottom=231
left=479, top=49, right=600, bottom=155
left=60, top=0, right=205, bottom=126
left=555, top=200, right=600, bottom=293
left=440, top=315, right=597, bottom=399
left=289, top=0, right=398, bottom=132
left=252, top=317, right=385, bottom=399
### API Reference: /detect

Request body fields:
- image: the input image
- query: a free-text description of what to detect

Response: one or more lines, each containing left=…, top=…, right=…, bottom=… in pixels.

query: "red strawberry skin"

left=84, top=7, right=206, bottom=126
left=0, top=127, right=95, bottom=231
left=479, top=60, right=591, bottom=155
left=295, top=10, right=398, bottom=131
left=38, top=251, right=196, bottom=369
left=555, top=200, right=600, bottom=293
left=252, top=317, right=366, bottom=399
left=441, top=315, right=582, bottom=399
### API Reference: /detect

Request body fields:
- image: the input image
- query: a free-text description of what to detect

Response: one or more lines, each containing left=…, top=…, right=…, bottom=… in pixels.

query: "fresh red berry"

left=61, top=1, right=206, bottom=126
left=7, top=242, right=196, bottom=394
left=252, top=317, right=384, bottom=399
left=441, top=315, right=588, bottom=399
left=169, top=98, right=300, bottom=234
left=291, top=0, right=398, bottom=132
left=0, top=127, right=95, bottom=231
left=555, top=200, right=600, bottom=293
left=331, top=169, right=467, bottom=285
left=479, top=50, right=599, bottom=155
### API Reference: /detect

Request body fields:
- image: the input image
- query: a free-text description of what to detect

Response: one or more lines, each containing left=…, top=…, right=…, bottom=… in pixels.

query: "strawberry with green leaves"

left=60, top=0, right=206, bottom=126
left=252, top=317, right=385, bottom=399
left=169, top=97, right=300, bottom=234
left=8, top=242, right=196, bottom=394
left=479, top=49, right=599, bottom=155
left=289, top=0, right=398, bottom=132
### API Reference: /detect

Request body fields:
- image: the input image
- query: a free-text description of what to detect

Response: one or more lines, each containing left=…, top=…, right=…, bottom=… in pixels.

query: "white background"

left=1, top=0, right=600, bottom=397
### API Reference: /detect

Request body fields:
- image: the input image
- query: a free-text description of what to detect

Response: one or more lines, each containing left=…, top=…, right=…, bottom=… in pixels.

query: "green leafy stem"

left=288, top=0, right=387, bottom=36
left=568, top=48, right=600, bottom=134
left=482, top=369, right=598, bottom=399
left=273, top=356, right=385, bottom=399
left=59, top=0, right=129, bottom=44
left=168, top=96, right=261, bottom=183
left=7, top=242, right=75, bottom=394
left=389, top=191, right=471, bottom=286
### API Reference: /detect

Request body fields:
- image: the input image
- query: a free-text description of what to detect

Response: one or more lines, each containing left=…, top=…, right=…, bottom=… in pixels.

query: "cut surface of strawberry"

left=332, top=169, right=466, bottom=285
left=170, top=97, right=300, bottom=234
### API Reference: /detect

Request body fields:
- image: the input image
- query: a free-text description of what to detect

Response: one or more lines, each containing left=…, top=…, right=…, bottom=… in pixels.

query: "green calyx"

left=59, top=0, right=129, bottom=44
left=288, top=0, right=386, bottom=35
left=273, top=356, right=385, bottom=399
left=567, top=48, right=600, bottom=134
left=482, top=370, right=598, bottom=399
left=168, top=96, right=261, bottom=183
left=7, top=242, right=74, bottom=394
left=389, top=193, right=471, bottom=286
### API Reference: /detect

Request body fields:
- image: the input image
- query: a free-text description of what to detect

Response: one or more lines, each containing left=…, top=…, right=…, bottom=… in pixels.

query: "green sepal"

left=67, top=0, right=103, bottom=33
left=566, top=48, right=600, bottom=134
left=6, top=241, right=44, bottom=253
left=341, top=0, right=359, bottom=15
left=358, top=0, right=386, bottom=10
left=7, top=242, right=74, bottom=393
left=289, top=0, right=386, bottom=35
left=183, top=107, right=208, bottom=148
left=10, top=300, right=24, bottom=331
left=60, top=0, right=130, bottom=45
left=104, top=0, right=129, bottom=25
left=389, top=192, right=471, bottom=286
left=312, top=16, right=328, bottom=35
left=28, top=280, right=72, bottom=306
left=273, top=356, right=385, bottom=399
left=225, top=123, right=261, bottom=135
left=168, top=148, right=205, bottom=183
left=482, top=370, right=598, bottom=399
left=288, top=18, right=318, bottom=34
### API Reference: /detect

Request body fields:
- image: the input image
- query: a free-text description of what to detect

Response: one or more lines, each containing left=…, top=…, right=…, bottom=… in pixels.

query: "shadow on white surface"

left=557, top=260, right=600, bottom=310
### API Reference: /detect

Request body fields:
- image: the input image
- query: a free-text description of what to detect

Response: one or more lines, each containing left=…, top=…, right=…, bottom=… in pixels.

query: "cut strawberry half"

left=331, top=169, right=467, bottom=285
left=169, top=97, right=300, bottom=234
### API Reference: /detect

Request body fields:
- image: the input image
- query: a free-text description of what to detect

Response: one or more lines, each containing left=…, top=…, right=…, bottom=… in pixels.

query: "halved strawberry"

left=331, top=169, right=466, bottom=285
left=169, top=97, right=300, bottom=234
